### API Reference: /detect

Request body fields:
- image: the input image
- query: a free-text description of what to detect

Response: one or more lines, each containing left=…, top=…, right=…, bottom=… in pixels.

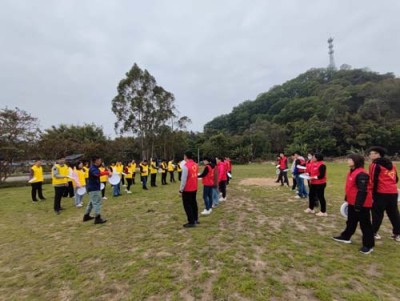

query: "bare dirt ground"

left=239, top=177, right=280, bottom=187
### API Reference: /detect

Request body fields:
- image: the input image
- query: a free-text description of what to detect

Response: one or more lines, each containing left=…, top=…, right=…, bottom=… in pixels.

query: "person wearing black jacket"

left=333, top=154, right=375, bottom=254
left=368, top=146, right=400, bottom=242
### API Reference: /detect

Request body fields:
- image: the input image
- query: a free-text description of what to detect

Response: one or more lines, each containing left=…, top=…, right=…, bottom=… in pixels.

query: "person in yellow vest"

left=168, top=159, right=176, bottom=183
left=110, top=162, right=122, bottom=197
left=150, top=158, right=158, bottom=187
left=161, top=159, right=168, bottom=185
left=83, top=161, right=90, bottom=186
left=99, top=163, right=108, bottom=200
left=124, top=162, right=134, bottom=194
left=139, top=160, right=149, bottom=190
left=29, top=158, right=46, bottom=203
left=116, top=161, right=125, bottom=187
left=72, top=161, right=86, bottom=207
left=177, top=161, right=182, bottom=181
left=52, top=155, right=69, bottom=214
left=131, top=160, right=137, bottom=185
left=63, top=162, right=75, bottom=198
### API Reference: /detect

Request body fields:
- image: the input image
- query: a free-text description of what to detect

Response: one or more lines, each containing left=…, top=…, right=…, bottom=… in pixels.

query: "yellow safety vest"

left=99, top=167, right=108, bottom=182
left=73, top=168, right=86, bottom=187
left=52, top=164, right=68, bottom=185
left=125, top=166, right=134, bottom=179
left=168, top=161, right=175, bottom=172
left=31, top=165, right=44, bottom=182
left=140, top=164, right=149, bottom=176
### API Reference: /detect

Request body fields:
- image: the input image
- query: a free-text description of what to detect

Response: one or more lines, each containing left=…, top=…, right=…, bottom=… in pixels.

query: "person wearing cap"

left=83, top=156, right=110, bottom=224
left=29, top=159, right=46, bottom=203
left=333, top=154, right=374, bottom=254
left=368, top=146, right=400, bottom=242
left=304, top=153, right=328, bottom=216
left=179, top=151, right=199, bottom=228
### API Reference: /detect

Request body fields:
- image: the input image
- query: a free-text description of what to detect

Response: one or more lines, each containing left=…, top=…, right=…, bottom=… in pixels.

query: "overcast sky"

left=1, top=0, right=399, bottom=137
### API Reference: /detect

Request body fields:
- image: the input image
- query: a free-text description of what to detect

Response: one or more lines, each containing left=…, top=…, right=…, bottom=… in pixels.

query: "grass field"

left=1, top=162, right=400, bottom=301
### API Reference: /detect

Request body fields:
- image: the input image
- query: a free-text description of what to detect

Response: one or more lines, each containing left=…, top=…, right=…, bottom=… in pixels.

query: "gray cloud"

left=1, top=0, right=399, bottom=136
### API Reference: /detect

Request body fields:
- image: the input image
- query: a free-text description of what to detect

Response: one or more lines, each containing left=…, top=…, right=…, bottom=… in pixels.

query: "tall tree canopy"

left=111, top=63, right=177, bottom=159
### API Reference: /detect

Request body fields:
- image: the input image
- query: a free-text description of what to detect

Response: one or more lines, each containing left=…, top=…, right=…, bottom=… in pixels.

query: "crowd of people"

left=276, top=146, right=400, bottom=254
left=28, top=154, right=233, bottom=227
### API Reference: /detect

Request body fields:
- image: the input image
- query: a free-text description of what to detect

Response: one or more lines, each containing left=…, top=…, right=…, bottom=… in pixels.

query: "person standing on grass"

left=168, top=159, right=176, bottom=183
left=368, top=146, right=400, bottom=242
left=216, top=156, right=228, bottom=201
left=99, top=163, right=108, bottom=200
left=29, top=159, right=46, bottom=203
left=290, top=153, right=297, bottom=191
left=333, top=154, right=375, bottom=254
left=177, top=161, right=182, bottom=181
left=139, top=160, right=149, bottom=190
left=293, top=151, right=308, bottom=199
left=72, top=161, right=86, bottom=208
left=304, top=153, right=328, bottom=216
left=161, top=159, right=168, bottom=185
left=211, top=158, right=220, bottom=208
left=150, top=158, right=158, bottom=187
left=198, top=157, right=215, bottom=216
left=179, top=151, right=199, bottom=228
left=83, top=156, right=110, bottom=224
left=51, top=156, right=69, bottom=215
left=124, top=162, right=134, bottom=194
left=277, top=152, right=290, bottom=187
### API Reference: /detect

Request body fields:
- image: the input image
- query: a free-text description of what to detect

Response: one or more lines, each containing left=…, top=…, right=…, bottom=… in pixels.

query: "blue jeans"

left=212, top=187, right=219, bottom=206
left=85, top=191, right=102, bottom=216
left=74, top=187, right=84, bottom=205
left=113, top=183, right=120, bottom=196
left=203, top=186, right=213, bottom=210
left=295, top=175, right=308, bottom=198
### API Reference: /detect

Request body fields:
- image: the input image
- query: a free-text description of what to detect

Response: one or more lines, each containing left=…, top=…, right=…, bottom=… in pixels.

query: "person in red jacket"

left=368, top=146, right=400, bottom=242
left=216, top=156, right=228, bottom=201
left=333, top=154, right=374, bottom=254
left=277, top=152, right=290, bottom=187
left=198, top=157, right=215, bottom=215
left=179, top=151, right=199, bottom=228
left=304, top=153, right=328, bottom=216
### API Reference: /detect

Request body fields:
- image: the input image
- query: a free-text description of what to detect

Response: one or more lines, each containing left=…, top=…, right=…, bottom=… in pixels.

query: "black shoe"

left=195, top=220, right=200, bottom=224
left=183, top=223, right=196, bottom=228
left=332, top=236, right=352, bottom=244
left=143, top=187, right=148, bottom=190
left=359, top=246, right=374, bottom=254
left=94, top=215, right=107, bottom=224
left=40, top=197, right=46, bottom=200
left=55, top=210, right=61, bottom=215
left=83, top=214, right=94, bottom=222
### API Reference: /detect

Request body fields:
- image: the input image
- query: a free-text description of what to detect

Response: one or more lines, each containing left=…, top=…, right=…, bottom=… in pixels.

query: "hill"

left=204, top=68, right=400, bottom=156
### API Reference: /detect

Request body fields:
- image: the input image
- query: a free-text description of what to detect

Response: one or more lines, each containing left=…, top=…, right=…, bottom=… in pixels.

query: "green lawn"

left=1, top=163, right=399, bottom=301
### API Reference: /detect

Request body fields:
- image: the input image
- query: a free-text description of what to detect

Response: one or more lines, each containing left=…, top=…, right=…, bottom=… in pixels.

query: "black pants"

left=341, top=205, right=374, bottom=248
left=132, top=173, right=136, bottom=184
left=63, top=181, right=74, bottom=198
left=151, top=173, right=157, bottom=186
left=162, top=173, right=167, bottom=185
left=101, top=182, right=106, bottom=197
left=182, top=191, right=198, bottom=224
left=126, top=178, right=133, bottom=191
left=178, top=172, right=182, bottom=181
left=372, top=193, right=400, bottom=235
left=279, top=170, right=289, bottom=186
left=219, top=180, right=227, bottom=198
left=54, top=186, right=65, bottom=212
left=121, top=174, right=125, bottom=185
left=309, top=183, right=327, bottom=212
left=292, top=177, right=297, bottom=190
left=169, top=171, right=175, bottom=182
left=141, top=176, right=148, bottom=189
left=31, top=182, right=45, bottom=201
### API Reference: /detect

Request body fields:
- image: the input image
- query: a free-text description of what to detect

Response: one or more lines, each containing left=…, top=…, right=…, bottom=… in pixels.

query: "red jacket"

left=202, top=165, right=214, bottom=187
left=278, top=156, right=288, bottom=171
left=310, top=161, right=327, bottom=185
left=184, top=160, right=198, bottom=192
left=218, top=162, right=227, bottom=182
left=369, top=163, right=398, bottom=194
left=345, top=168, right=372, bottom=207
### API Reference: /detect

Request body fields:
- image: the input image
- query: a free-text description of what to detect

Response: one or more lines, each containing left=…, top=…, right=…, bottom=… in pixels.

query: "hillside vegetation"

left=204, top=68, right=400, bottom=157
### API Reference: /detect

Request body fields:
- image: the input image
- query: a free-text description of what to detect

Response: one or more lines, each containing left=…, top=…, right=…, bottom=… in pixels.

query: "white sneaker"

left=294, top=195, right=301, bottom=199
left=315, top=212, right=328, bottom=217
left=304, top=208, right=315, bottom=213
left=374, top=233, right=381, bottom=240
left=102, top=197, right=107, bottom=200
left=201, top=209, right=208, bottom=214
left=126, top=191, right=132, bottom=194
left=76, top=203, right=83, bottom=208
left=201, top=209, right=212, bottom=215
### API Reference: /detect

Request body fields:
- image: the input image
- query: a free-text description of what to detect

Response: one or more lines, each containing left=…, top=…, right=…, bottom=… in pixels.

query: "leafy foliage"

left=204, top=68, right=400, bottom=156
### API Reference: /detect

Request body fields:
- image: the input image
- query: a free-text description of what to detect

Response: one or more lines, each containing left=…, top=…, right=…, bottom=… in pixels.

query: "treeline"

left=204, top=68, right=400, bottom=157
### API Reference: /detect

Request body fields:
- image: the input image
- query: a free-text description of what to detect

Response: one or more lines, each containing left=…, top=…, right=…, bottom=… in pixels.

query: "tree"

left=0, top=107, right=40, bottom=182
left=112, top=63, right=176, bottom=159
